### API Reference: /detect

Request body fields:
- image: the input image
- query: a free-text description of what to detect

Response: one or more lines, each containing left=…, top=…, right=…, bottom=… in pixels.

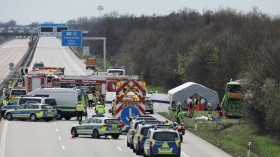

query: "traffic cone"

left=217, top=140, right=221, bottom=148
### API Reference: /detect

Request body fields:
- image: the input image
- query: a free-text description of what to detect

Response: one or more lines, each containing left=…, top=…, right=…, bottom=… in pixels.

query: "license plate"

left=159, top=148, right=170, bottom=151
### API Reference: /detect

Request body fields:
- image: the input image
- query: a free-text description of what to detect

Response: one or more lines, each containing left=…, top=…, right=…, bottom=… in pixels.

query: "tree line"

left=67, top=8, right=280, bottom=136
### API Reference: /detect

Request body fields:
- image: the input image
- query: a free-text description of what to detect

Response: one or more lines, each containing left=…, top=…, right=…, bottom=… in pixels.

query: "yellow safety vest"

left=76, top=104, right=84, bottom=112
left=96, top=105, right=105, bottom=114
left=2, top=100, right=8, bottom=105
left=88, top=94, right=93, bottom=100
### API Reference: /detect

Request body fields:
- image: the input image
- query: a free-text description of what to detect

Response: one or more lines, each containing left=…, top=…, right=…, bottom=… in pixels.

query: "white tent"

left=168, top=82, right=220, bottom=108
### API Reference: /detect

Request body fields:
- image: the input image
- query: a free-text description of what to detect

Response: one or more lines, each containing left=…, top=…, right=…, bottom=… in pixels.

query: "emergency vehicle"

left=112, top=80, right=147, bottom=131
left=143, top=126, right=181, bottom=157
left=25, top=67, right=64, bottom=92
left=71, top=117, right=122, bottom=139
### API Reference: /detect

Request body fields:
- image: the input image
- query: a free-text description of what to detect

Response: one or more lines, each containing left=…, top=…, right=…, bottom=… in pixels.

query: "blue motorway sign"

left=61, top=30, right=82, bottom=46
left=120, top=106, right=140, bottom=125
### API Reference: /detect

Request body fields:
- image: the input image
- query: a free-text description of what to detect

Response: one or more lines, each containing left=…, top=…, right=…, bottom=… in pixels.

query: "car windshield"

left=140, top=127, right=150, bottom=136
left=153, top=132, right=178, bottom=141
left=105, top=119, right=120, bottom=124
left=11, top=90, right=27, bottom=95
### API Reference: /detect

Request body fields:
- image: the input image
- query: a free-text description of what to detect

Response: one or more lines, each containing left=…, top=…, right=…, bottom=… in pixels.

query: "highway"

left=0, top=37, right=231, bottom=157
left=0, top=39, right=29, bottom=83
left=29, top=37, right=92, bottom=75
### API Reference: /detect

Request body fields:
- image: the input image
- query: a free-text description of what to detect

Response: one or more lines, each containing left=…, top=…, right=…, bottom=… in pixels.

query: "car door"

left=13, top=105, right=26, bottom=118
left=76, top=118, right=92, bottom=135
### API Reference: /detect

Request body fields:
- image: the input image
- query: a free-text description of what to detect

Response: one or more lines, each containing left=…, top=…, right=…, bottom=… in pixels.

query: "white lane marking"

left=182, top=151, right=190, bottom=157
left=117, top=146, right=122, bottom=151
left=56, top=128, right=59, bottom=132
left=53, top=122, right=56, bottom=126
left=0, top=121, right=9, bottom=157
left=110, top=139, right=113, bottom=141
left=58, top=136, right=61, bottom=140
left=62, top=145, right=66, bottom=151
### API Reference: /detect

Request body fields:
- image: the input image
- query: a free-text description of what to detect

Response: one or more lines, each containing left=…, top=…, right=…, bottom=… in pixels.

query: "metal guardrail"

left=0, top=37, right=39, bottom=96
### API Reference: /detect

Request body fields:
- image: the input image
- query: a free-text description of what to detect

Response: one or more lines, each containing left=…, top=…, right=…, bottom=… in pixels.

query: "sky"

left=0, top=0, right=280, bottom=25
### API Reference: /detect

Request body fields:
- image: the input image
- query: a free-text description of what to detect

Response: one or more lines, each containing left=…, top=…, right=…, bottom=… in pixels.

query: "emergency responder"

left=201, top=98, right=205, bottom=111
left=8, top=81, right=13, bottom=90
left=176, top=107, right=184, bottom=124
left=95, top=102, right=105, bottom=115
left=2, top=98, right=9, bottom=105
left=87, top=92, right=94, bottom=109
left=215, top=104, right=222, bottom=117
left=76, top=101, right=85, bottom=122
left=188, top=100, right=194, bottom=118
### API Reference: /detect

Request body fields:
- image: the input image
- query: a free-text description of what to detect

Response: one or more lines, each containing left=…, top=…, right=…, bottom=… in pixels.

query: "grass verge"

left=159, top=110, right=280, bottom=157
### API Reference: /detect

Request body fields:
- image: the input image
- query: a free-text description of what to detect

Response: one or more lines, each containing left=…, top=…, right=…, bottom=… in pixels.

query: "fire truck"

left=112, top=80, right=147, bottom=131
left=25, top=67, right=65, bottom=92
left=26, top=68, right=139, bottom=94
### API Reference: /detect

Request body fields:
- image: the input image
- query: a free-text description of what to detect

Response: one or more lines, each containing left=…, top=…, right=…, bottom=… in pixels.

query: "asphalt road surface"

left=0, top=105, right=231, bottom=157
left=29, top=37, right=92, bottom=75
left=0, top=39, right=29, bottom=83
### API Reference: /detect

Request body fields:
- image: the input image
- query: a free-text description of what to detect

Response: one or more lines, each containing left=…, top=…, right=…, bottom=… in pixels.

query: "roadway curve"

left=0, top=39, right=29, bottom=83
left=30, top=37, right=92, bottom=75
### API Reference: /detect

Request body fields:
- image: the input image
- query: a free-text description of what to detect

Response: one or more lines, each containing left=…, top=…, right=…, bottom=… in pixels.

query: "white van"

left=29, top=88, right=86, bottom=120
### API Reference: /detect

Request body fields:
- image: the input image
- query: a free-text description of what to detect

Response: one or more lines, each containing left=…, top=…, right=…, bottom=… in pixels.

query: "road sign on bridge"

left=61, top=30, right=82, bottom=46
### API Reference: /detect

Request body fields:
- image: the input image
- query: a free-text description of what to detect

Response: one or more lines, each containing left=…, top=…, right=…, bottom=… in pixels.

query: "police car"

left=127, top=118, right=159, bottom=149
left=132, top=123, right=155, bottom=155
left=127, top=115, right=158, bottom=148
left=5, top=103, right=55, bottom=122
left=71, top=117, right=122, bottom=139
left=143, top=126, right=181, bottom=157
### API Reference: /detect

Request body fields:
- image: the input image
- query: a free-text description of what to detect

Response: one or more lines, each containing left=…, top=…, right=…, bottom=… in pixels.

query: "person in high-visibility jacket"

left=76, top=101, right=85, bottom=122
left=87, top=93, right=94, bottom=109
left=2, top=98, right=9, bottom=105
left=95, top=102, right=105, bottom=115
left=8, top=81, right=13, bottom=90
left=176, top=107, right=184, bottom=124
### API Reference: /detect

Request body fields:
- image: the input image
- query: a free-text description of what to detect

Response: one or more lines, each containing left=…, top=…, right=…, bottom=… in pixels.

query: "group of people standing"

left=172, top=96, right=223, bottom=121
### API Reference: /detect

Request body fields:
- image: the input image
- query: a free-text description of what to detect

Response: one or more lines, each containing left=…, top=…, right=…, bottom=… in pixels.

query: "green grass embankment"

left=159, top=110, right=280, bottom=157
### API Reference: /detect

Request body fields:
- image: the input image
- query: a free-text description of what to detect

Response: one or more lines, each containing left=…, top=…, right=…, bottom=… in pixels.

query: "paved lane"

left=0, top=39, right=29, bottom=82
left=30, top=37, right=92, bottom=75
